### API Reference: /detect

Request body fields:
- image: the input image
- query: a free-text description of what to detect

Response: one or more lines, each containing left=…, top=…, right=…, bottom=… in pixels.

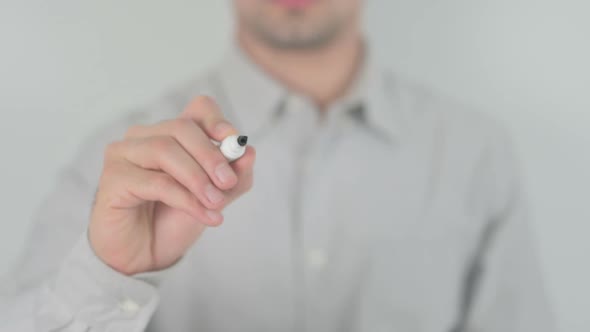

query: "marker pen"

left=215, top=135, right=248, bottom=162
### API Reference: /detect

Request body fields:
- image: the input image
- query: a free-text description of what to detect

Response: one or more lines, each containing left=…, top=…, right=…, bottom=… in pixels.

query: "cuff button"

left=118, top=298, right=140, bottom=313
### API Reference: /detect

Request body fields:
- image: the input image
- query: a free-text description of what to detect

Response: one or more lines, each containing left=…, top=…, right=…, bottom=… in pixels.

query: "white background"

left=1, top=0, right=588, bottom=330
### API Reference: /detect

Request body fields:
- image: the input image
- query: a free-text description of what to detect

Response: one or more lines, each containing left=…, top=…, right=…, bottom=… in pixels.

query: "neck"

left=237, top=25, right=364, bottom=110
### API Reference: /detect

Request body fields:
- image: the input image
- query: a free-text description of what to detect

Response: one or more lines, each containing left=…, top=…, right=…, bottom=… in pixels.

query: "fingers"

left=125, top=119, right=238, bottom=190
left=101, top=96, right=254, bottom=223
left=104, top=162, right=223, bottom=227
left=225, top=146, right=256, bottom=204
left=232, top=146, right=256, bottom=180
left=110, top=137, right=226, bottom=210
left=180, top=95, right=238, bottom=141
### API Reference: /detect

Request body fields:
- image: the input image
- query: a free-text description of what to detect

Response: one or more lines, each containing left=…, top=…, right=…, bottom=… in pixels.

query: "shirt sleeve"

left=1, top=231, right=167, bottom=332
left=37, top=231, right=164, bottom=331
left=460, top=128, right=556, bottom=332
left=0, top=114, right=167, bottom=331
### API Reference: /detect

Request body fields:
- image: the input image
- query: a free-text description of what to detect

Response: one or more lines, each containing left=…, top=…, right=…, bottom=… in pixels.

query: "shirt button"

left=118, top=298, right=140, bottom=313
left=307, top=248, right=328, bottom=270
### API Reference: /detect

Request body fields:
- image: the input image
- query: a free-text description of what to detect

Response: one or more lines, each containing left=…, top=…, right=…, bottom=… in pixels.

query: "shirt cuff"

left=42, top=231, right=172, bottom=328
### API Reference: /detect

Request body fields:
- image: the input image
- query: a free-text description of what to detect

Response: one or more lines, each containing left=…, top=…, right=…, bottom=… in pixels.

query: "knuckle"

left=193, top=95, right=218, bottom=109
left=189, top=169, right=206, bottom=186
left=152, top=174, right=175, bottom=192
left=125, top=125, right=144, bottom=138
left=104, top=141, right=122, bottom=160
left=187, top=95, right=220, bottom=119
left=101, top=162, right=117, bottom=178
left=101, top=160, right=125, bottom=181
left=173, top=118, right=196, bottom=133
left=150, top=136, right=176, bottom=154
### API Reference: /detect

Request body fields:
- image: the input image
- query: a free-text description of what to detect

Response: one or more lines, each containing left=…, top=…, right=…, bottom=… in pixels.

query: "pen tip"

left=237, top=135, right=248, bottom=146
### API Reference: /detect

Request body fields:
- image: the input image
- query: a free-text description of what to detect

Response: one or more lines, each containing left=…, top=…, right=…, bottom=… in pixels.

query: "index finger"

left=179, top=95, right=238, bottom=141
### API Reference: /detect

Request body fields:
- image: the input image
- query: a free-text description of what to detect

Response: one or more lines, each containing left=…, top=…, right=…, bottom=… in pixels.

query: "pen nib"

left=237, top=135, right=248, bottom=146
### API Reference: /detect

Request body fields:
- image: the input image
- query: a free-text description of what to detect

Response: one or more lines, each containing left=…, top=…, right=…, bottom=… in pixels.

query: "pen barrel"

left=219, top=135, right=247, bottom=162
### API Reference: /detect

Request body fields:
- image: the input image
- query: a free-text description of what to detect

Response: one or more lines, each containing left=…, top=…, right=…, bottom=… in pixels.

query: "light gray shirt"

left=0, top=45, right=554, bottom=332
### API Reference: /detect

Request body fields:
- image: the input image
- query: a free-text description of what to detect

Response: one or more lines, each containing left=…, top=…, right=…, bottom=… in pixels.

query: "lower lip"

left=272, top=0, right=316, bottom=10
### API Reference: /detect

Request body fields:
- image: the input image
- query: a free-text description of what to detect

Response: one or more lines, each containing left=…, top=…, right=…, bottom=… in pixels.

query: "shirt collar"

left=335, top=48, right=401, bottom=140
left=215, top=44, right=287, bottom=136
left=215, top=42, right=402, bottom=140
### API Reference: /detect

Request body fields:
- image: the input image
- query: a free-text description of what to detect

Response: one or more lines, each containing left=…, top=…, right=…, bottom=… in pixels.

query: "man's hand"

left=88, top=96, right=255, bottom=275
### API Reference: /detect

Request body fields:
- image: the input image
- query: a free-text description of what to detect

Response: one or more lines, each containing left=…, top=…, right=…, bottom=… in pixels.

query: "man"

left=0, top=0, right=553, bottom=331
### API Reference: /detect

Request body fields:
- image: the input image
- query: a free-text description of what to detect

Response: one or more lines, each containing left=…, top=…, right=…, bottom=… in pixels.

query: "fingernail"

left=215, top=121, right=234, bottom=136
left=204, top=183, right=224, bottom=204
left=206, top=210, right=223, bottom=223
left=215, top=163, right=237, bottom=185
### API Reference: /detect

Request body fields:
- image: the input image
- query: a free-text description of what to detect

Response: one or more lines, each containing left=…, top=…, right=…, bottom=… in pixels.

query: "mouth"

left=271, top=0, right=317, bottom=10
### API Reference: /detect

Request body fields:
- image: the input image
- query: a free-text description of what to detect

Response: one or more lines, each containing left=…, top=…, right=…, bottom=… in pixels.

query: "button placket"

left=284, top=94, right=322, bottom=332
